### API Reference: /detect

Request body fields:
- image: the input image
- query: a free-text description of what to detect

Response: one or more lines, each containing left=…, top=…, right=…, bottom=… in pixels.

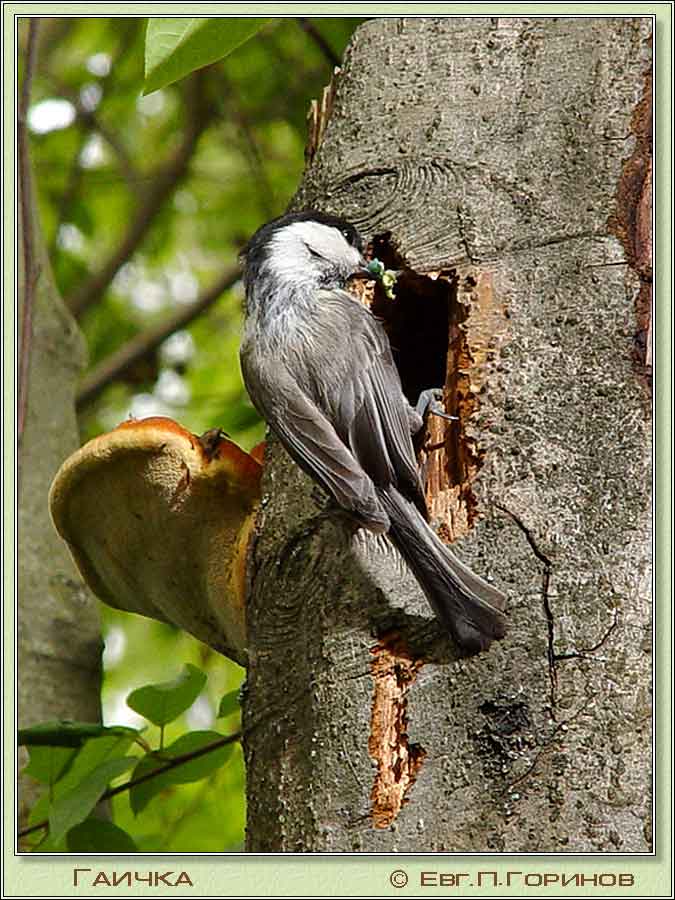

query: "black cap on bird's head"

left=242, top=210, right=363, bottom=258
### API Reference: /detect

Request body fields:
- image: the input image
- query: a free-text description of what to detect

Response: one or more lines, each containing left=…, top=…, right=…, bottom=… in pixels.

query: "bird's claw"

left=415, top=388, right=458, bottom=422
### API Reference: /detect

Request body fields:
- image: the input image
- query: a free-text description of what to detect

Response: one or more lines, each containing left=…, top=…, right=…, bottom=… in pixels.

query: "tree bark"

left=244, top=17, right=651, bottom=852
left=18, top=160, right=104, bottom=828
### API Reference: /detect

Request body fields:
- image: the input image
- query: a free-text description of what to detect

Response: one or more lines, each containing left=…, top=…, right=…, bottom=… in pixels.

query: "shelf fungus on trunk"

left=48, top=416, right=264, bottom=667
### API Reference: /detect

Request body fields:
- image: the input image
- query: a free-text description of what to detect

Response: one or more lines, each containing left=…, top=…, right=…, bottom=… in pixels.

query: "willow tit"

left=239, top=211, right=506, bottom=653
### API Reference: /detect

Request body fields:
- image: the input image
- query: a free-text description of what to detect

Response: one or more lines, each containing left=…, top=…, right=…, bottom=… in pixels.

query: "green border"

left=4, top=4, right=671, bottom=898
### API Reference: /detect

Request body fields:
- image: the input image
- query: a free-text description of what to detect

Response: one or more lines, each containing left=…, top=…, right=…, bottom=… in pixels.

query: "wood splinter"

left=368, top=636, right=426, bottom=829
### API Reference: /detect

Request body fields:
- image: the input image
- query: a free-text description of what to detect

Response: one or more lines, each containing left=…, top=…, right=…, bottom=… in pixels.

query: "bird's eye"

left=342, top=228, right=352, bottom=242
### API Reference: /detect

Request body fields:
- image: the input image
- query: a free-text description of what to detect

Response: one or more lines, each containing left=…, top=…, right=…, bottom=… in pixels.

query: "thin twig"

left=65, top=73, right=217, bottom=318
left=75, top=263, right=240, bottom=410
left=33, top=18, right=73, bottom=61
left=18, top=731, right=242, bottom=839
left=18, top=18, right=41, bottom=453
left=219, top=78, right=275, bottom=219
left=296, top=18, right=341, bottom=67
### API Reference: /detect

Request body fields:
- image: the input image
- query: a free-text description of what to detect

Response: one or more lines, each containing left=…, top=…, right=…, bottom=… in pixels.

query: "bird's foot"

left=415, top=387, right=458, bottom=422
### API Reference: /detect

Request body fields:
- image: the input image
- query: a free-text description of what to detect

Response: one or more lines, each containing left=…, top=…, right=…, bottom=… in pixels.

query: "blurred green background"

left=26, top=16, right=362, bottom=850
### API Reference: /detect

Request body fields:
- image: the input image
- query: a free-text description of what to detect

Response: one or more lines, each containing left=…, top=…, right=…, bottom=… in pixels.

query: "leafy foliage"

left=67, top=818, right=139, bottom=852
left=27, top=16, right=359, bottom=446
left=21, top=665, right=241, bottom=852
left=144, top=18, right=269, bottom=94
left=49, top=755, right=137, bottom=845
left=19, top=721, right=139, bottom=748
left=126, top=664, right=207, bottom=728
left=99, top=613, right=248, bottom=851
left=22, top=745, right=78, bottom=787
left=20, top=14, right=361, bottom=852
left=26, top=730, right=138, bottom=849
left=129, top=731, right=235, bottom=814
left=217, top=688, right=241, bottom=721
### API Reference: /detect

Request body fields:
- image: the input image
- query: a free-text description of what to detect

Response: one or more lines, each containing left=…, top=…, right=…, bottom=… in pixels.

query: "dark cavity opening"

left=368, top=233, right=454, bottom=408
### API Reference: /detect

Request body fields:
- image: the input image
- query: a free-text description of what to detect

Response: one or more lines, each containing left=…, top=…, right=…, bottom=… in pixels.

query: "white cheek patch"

left=266, top=227, right=312, bottom=282
left=268, top=221, right=361, bottom=275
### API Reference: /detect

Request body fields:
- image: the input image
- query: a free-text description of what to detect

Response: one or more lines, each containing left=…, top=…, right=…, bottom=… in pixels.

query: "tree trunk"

left=18, top=158, right=104, bottom=828
left=244, top=17, right=651, bottom=852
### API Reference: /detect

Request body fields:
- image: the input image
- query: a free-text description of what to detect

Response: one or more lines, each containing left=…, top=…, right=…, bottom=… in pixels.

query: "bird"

left=239, top=210, right=506, bottom=653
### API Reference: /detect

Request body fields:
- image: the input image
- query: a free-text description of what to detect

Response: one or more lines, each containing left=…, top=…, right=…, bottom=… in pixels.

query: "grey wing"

left=337, top=314, right=428, bottom=517
left=241, top=350, right=390, bottom=533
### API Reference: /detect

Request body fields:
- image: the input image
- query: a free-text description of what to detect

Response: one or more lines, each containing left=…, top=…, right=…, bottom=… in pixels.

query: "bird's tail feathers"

left=380, top=487, right=507, bottom=654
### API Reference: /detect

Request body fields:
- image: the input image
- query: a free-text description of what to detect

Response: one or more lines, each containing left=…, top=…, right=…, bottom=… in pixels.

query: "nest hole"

left=363, top=234, right=482, bottom=532
left=368, top=233, right=456, bottom=408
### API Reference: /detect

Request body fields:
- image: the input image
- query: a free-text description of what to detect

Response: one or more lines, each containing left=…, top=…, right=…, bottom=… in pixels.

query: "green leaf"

left=49, top=756, right=137, bottom=844
left=130, top=730, right=234, bottom=814
left=66, top=818, right=138, bottom=853
left=28, top=827, right=68, bottom=853
left=216, top=689, right=240, bottom=720
left=27, top=732, right=138, bottom=834
left=23, top=745, right=77, bottom=786
left=144, top=18, right=268, bottom=94
left=18, top=721, right=139, bottom=748
left=27, top=790, right=50, bottom=830
left=126, top=664, right=207, bottom=727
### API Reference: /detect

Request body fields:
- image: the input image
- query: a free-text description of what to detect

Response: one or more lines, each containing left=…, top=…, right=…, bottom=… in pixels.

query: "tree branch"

left=65, top=73, right=217, bottom=318
left=18, top=18, right=41, bottom=454
left=296, top=18, right=341, bottom=67
left=217, top=73, right=275, bottom=219
left=75, top=263, right=240, bottom=410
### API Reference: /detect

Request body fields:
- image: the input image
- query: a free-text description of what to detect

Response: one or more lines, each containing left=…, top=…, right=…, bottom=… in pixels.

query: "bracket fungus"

left=48, top=417, right=263, bottom=667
